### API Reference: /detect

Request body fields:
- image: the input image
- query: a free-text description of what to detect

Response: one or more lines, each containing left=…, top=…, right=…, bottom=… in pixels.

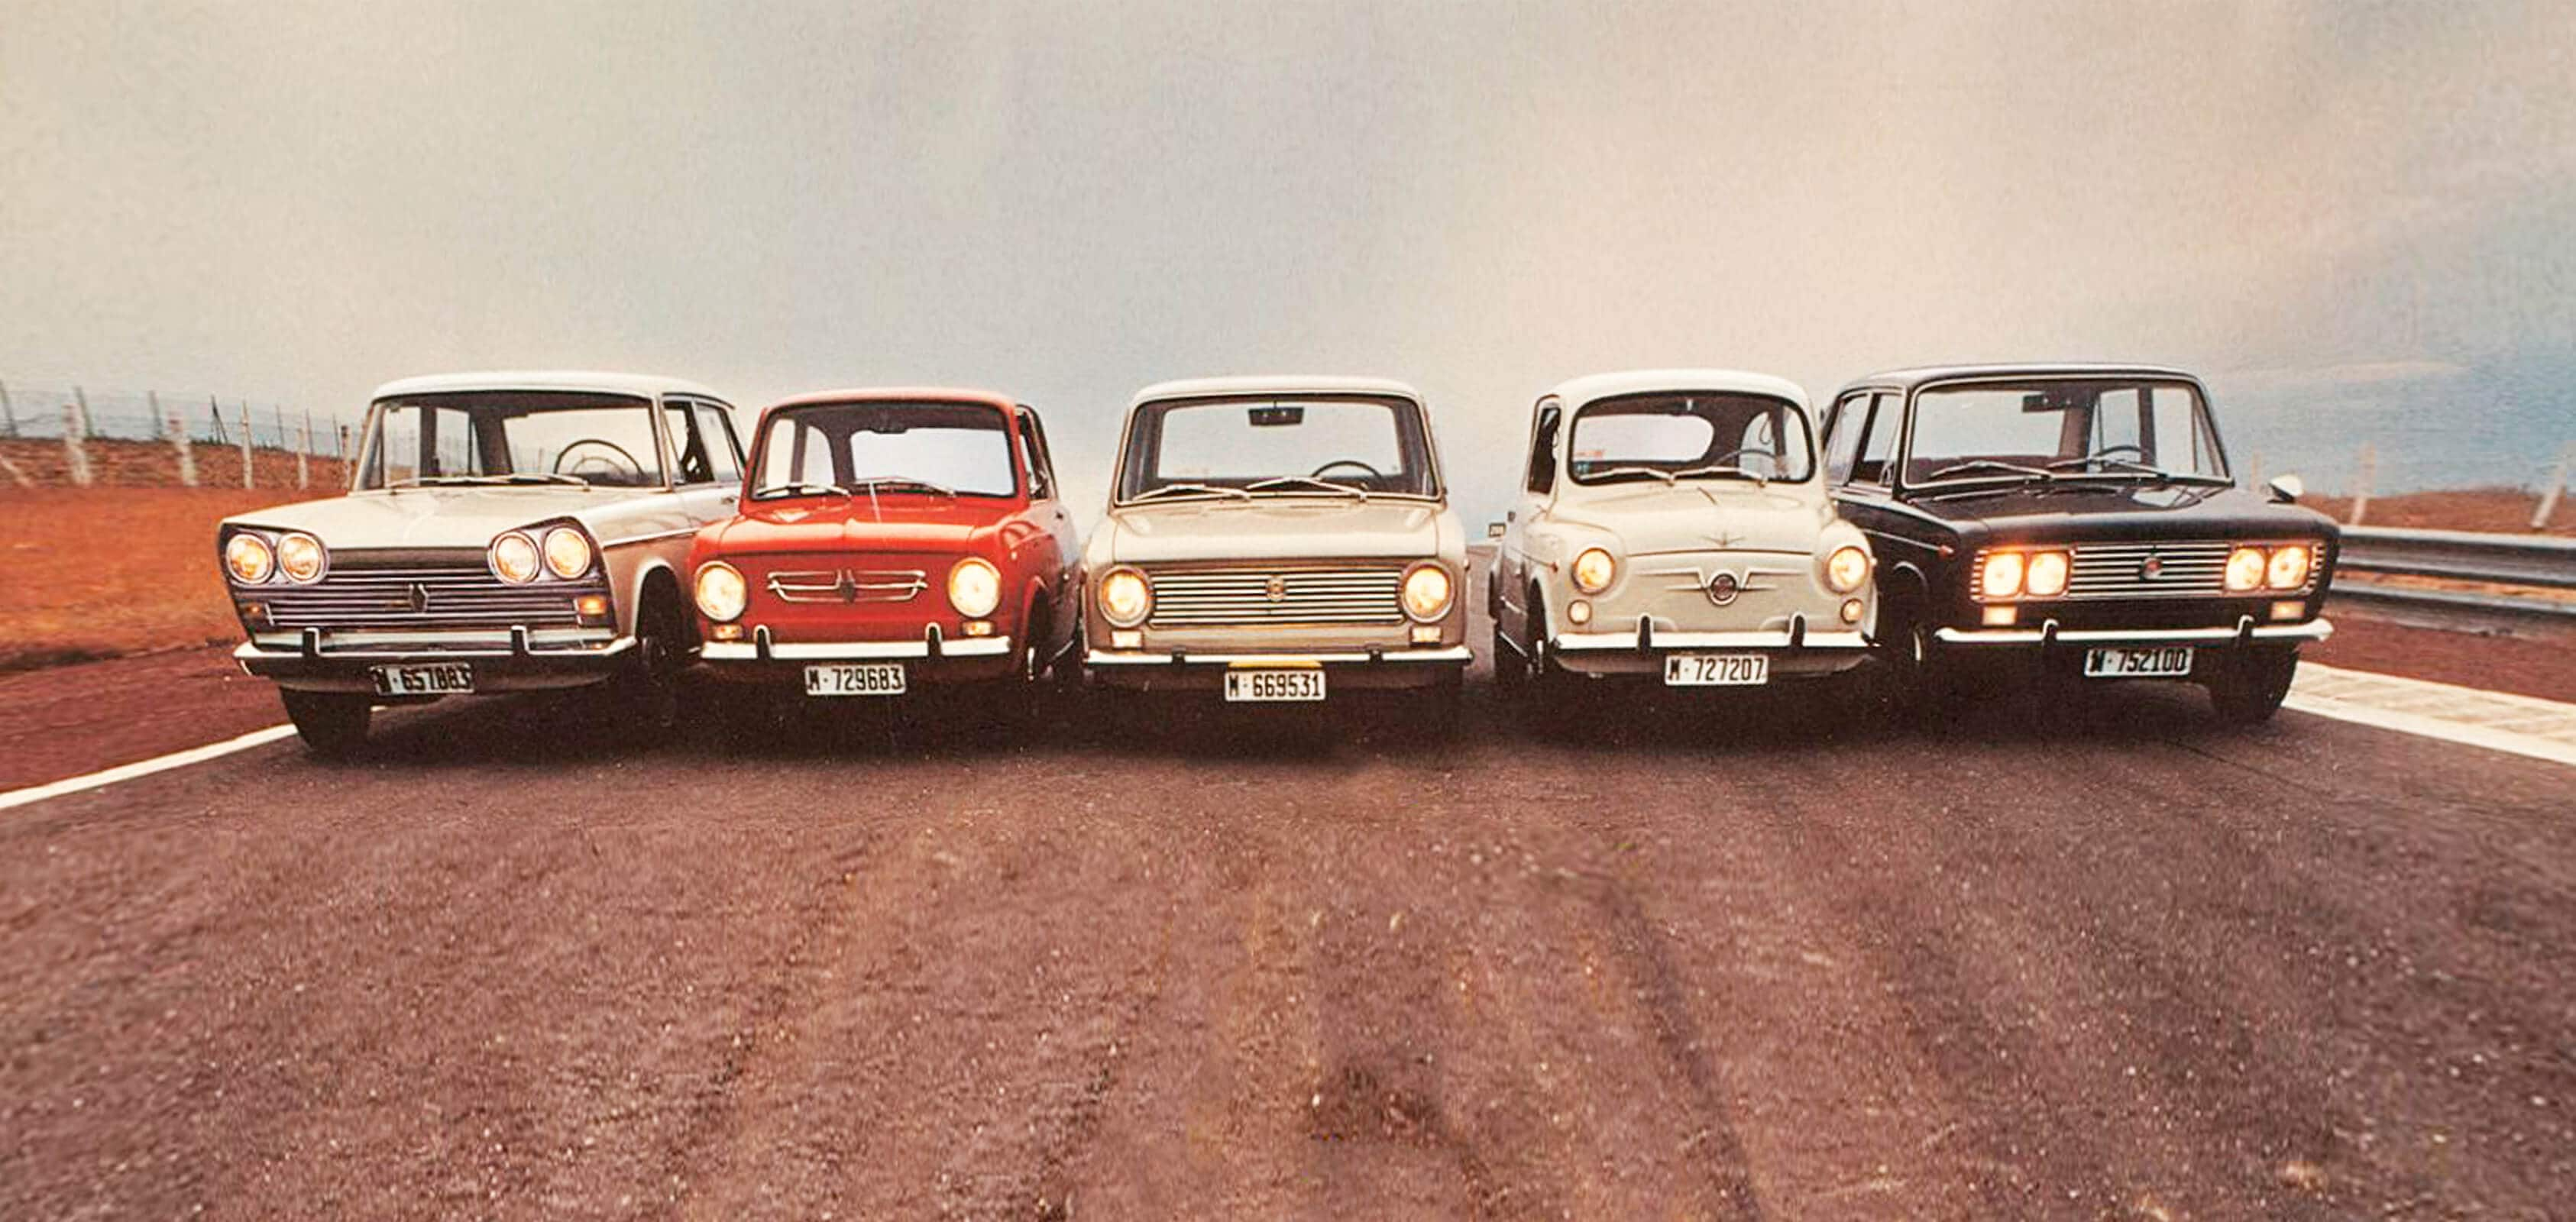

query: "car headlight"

left=2265, top=544, right=2312, bottom=590
left=947, top=557, right=1002, bottom=619
left=2024, top=550, right=2070, bottom=598
left=694, top=561, right=747, bottom=622
left=542, top=526, right=594, bottom=580
left=2225, top=545, right=2267, bottom=592
left=490, top=532, right=541, bottom=584
left=1098, top=567, right=1151, bottom=628
left=224, top=532, right=276, bottom=584
left=1401, top=562, right=1455, bottom=622
left=1824, top=545, right=1870, bottom=593
left=275, top=532, right=325, bottom=583
left=1979, top=551, right=2025, bottom=600
left=1572, top=547, right=1616, bottom=594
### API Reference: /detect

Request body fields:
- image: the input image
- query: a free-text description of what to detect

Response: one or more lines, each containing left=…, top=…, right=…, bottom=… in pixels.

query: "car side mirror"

left=1486, top=522, right=1506, bottom=539
left=2266, top=474, right=2304, bottom=504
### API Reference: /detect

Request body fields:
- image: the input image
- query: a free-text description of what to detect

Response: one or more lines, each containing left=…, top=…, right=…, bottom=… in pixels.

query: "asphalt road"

left=4, top=583, right=2571, bottom=1219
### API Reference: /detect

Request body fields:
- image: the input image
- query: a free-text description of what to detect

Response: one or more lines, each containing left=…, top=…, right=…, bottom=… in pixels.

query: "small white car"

left=1488, top=370, right=1875, bottom=699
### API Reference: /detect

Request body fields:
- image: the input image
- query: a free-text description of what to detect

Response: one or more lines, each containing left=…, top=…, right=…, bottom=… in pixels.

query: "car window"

left=1118, top=395, right=1438, bottom=499
left=1567, top=392, right=1817, bottom=484
left=1823, top=393, right=1869, bottom=483
left=1906, top=379, right=2228, bottom=483
left=1526, top=402, right=1560, bottom=494
left=694, top=403, right=742, bottom=482
left=665, top=402, right=719, bottom=485
left=1852, top=393, right=1901, bottom=486
left=2149, top=386, right=2227, bottom=478
left=1018, top=409, right=1056, bottom=500
left=750, top=400, right=1019, bottom=499
left=361, top=393, right=664, bottom=489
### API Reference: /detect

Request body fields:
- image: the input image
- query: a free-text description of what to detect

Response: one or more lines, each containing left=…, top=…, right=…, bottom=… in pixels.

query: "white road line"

left=0, top=725, right=299, bottom=813
left=2284, top=662, right=2576, bottom=770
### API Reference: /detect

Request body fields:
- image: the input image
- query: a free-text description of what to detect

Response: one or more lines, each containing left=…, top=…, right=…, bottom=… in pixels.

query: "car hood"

left=1902, top=480, right=2338, bottom=542
left=702, top=495, right=1005, bottom=555
left=218, top=487, right=647, bottom=548
left=1552, top=483, right=1838, bottom=554
left=1102, top=497, right=1451, bottom=564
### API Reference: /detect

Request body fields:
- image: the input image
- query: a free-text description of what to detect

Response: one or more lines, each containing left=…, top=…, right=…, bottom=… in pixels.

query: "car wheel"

left=1491, top=622, right=1528, bottom=698
left=280, top=689, right=371, bottom=758
left=1874, top=609, right=1938, bottom=719
left=2208, top=645, right=2299, bottom=724
left=613, top=593, right=688, bottom=741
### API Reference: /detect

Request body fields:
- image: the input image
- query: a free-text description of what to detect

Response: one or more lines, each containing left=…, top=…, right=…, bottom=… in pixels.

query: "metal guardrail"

left=2334, top=525, right=2576, bottom=624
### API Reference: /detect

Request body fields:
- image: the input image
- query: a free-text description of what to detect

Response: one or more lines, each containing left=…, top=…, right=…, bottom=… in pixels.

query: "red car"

left=685, top=389, right=1081, bottom=710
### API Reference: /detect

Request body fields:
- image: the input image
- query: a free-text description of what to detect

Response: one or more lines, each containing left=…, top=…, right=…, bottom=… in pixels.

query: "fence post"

left=2536, top=445, right=2573, bottom=532
left=167, top=393, right=197, bottom=487
left=238, top=401, right=254, bottom=489
left=2348, top=443, right=2375, bottom=526
left=297, top=411, right=311, bottom=490
left=63, top=397, right=94, bottom=487
left=208, top=395, right=225, bottom=445
left=0, top=377, right=15, bottom=438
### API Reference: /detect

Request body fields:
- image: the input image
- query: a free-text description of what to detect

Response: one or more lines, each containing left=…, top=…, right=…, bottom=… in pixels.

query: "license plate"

left=1663, top=653, right=1770, bottom=686
left=1223, top=668, right=1325, bottom=702
left=804, top=662, right=908, bottom=697
left=370, top=662, right=474, bottom=696
left=2084, top=646, right=2194, bottom=678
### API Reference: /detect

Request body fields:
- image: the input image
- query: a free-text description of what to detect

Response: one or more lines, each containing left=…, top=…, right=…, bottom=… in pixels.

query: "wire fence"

left=0, top=378, right=363, bottom=492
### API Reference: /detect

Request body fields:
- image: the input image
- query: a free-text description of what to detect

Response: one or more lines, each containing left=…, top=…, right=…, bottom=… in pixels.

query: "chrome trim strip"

left=701, top=637, right=1011, bottom=661
left=1552, top=629, right=1870, bottom=651
left=1934, top=619, right=2334, bottom=645
left=1083, top=646, right=1473, bottom=667
left=236, top=636, right=636, bottom=661
left=597, top=525, right=701, bottom=548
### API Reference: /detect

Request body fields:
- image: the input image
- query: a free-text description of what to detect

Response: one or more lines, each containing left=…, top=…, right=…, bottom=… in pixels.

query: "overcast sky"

left=5, top=1, right=2571, bottom=517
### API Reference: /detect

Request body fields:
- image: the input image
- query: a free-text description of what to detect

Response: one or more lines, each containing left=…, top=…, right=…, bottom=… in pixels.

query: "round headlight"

left=947, top=557, right=1002, bottom=619
left=1572, top=547, right=1616, bottom=594
left=490, top=532, right=541, bottom=584
left=276, top=533, right=325, bottom=583
left=1401, top=563, right=1455, bottom=622
left=1824, top=545, right=1870, bottom=593
left=2024, top=550, right=2070, bottom=598
left=224, top=532, right=276, bottom=584
left=1098, top=567, right=1151, bottom=628
left=2225, top=545, right=2267, bottom=592
left=2265, top=544, right=2312, bottom=590
left=1980, top=551, right=2025, bottom=600
left=542, top=527, right=594, bottom=580
left=694, top=561, right=746, bottom=622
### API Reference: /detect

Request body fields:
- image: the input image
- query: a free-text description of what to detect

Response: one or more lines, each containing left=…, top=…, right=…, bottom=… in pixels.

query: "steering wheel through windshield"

left=552, top=439, right=645, bottom=483
left=1311, top=459, right=1383, bottom=480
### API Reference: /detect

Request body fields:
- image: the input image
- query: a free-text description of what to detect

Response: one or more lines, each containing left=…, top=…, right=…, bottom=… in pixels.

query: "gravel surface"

left=2, top=591, right=2571, bottom=1218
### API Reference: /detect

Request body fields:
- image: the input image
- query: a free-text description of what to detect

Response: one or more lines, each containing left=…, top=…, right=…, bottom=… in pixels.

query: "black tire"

left=1872, top=610, right=1938, bottom=720
left=988, top=619, right=1050, bottom=735
left=1491, top=621, right=1529, bottom=699
left=2208, top=645, right=2299, bottom=724
left=280, top=689, right=370, bottom=758
left=613, top=590, right=690, bottom=742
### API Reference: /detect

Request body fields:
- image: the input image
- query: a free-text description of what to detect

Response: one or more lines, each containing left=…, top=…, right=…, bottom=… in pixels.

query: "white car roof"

left=1131, top=374, right=1422, bottom=406
left=371, top=370, right=723, bottom=402
left=1549, top=368, right=1810, bottom=410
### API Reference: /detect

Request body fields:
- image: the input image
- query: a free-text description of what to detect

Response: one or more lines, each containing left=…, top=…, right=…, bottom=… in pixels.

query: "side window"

left=664, top=402, right=715, bottom=485
left=1018, top=408, right=1057, bottom=500
left=1524, top=401, right=1561, bottom=494
left=1823, top=393, right=1869, bottom=483
left=1852, top=392, right=1901, bottom=487
left=2092, top=386, right=2144, bottom=457
left=694, top=404, right=743, bottom=482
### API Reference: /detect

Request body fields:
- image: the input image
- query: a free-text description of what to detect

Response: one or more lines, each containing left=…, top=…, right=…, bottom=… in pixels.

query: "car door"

left=664, top=396, right=745, bottom=525
left=1494, top=396, right=1562, bottom=641
left=1016, top=406, right=1080, bottom=657
left=1824, top=389, right=1938, bottom=608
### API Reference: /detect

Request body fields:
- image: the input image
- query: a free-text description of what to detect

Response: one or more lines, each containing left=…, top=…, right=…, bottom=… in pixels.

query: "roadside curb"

left=2285, top=662, right=2576, bottom=769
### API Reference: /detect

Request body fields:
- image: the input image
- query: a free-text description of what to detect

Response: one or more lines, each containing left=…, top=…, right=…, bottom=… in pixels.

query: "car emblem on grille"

left=2140, top=555, right=2164, bottom=580
left=1265, top=575, right=1289, bottom=603
left=407, top=581, right=430, bottom=613
left=836, top=571, right=859, bottom=603
left=1706, top=572, right=1741, bottom=606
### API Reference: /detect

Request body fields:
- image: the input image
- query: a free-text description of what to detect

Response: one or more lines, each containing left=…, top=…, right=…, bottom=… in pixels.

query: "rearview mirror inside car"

left=1486, top=522, right=1506, bottom=538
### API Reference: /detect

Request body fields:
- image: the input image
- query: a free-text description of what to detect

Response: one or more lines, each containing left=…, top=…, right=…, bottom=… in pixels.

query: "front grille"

left=254, top=559, right=601, bottom=631
left=1147, top=564, right=1406, bottom=626
left=1973, top=540, right=2318, bottom=601
left=765, top=569, right=927, bottom=604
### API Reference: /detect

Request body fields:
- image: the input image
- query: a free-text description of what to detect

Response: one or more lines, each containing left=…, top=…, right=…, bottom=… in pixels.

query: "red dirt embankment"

left=0, top=435, right=349, bottom=490
left=2306, top=486, right=2574, bottom=535
left=0, top=487, right=311, bottom=671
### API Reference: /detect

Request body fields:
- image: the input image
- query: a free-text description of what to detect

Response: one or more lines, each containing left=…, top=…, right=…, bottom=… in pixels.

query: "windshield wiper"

left=848, top=477, right=956, bottom=497
left=1667, top=464, right=1769, bottom=487
left=391, top=473, right=591, bottom=489
left=1584, top=465, right=1681, bottom=487
left=1924, top=459, right=2055, bottom=483
left=750, top=480, right=854, bottom=499
left=1244, top=475, right=1370, bottom=499
left=1129, top=483, right=1253, bottom=503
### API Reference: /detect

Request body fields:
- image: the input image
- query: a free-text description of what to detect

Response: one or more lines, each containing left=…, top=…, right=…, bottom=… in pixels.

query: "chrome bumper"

left=1934, top=616, right=2335, bottom=646
left=701, top=635, right=1011, bottom=661
left=235, top=628, right=632, bottom=664
left=1084, top=645, right=1473, bottom=667
left=1550, top=626, right=1871, bottom=653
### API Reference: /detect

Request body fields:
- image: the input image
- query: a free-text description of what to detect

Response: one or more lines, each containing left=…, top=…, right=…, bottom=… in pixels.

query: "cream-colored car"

left=219, top=371, right=745, bottom=753
left=1080, top=376, right=1473, bottom=722
left=1489, top=370, right=1875, bottom=697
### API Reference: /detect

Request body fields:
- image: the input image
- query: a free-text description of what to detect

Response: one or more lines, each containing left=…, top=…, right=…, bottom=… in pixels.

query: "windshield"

left=1117, top=395, right=1439, bottom=502
left=1906, top=379, right=2231, bottom=487
left=752, top=400, right=1018, bottom=499
left=1568, top=392, right=1816, bottom=485
left=360, top=391, right=662, bottom=490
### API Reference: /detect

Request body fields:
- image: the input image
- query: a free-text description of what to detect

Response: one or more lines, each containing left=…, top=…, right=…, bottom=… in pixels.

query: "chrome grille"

left=1147, top=564, right=1406, bottom=626
left=2063, top=541, right=2233, bottom=598
left=765, top=569, right=927, bottom=604
left=255, top=561, right=601, bottom=630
